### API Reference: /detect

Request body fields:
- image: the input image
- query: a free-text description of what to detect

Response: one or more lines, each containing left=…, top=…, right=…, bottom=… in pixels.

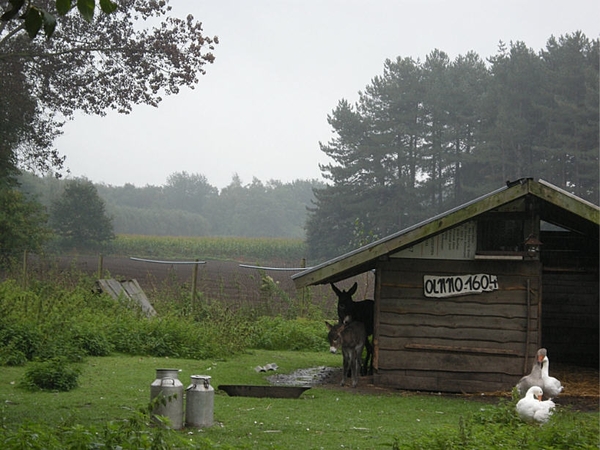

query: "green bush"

left=249, top=316, right=328, bottom=351
left=21, top=358, right=82, bottom=392
left=0, top=274, right=329, bottom=365
left=0, top=279, right=128, bottom=365
left=32, top=333, right=87, bottom=363
left=106, top=312, right=252, bottom=360
left=0, top=321, right=43, bottom=362
left=69, top=326, right=113, bottom=357
left=0, top=343, right=28, bottom=366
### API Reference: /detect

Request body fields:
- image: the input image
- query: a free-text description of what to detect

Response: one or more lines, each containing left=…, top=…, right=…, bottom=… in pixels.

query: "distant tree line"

left=306, top=32, right=599, bottom=261
left=17, top=172, right=324, bottom=243
left=1, top=177, right=114, bottom=261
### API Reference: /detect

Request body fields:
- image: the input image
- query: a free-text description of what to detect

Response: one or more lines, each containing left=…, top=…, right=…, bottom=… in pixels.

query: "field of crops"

left=110, top=234, right=309, bottom=266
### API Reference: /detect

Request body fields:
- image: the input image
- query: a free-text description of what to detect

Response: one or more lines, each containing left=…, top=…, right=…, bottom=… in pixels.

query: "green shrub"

left=107, top=316, right=189, bottom=357
left=106, top=315, right=148, bottom=355
left=21, top=358, right=82, bottom=392
left=33, top=336, right=87, bottom=363
left=107, top=313, right=252, bottom=360
left=0, top=321, right=43, bottom=362
left=69, top=326, right=113, bottom=357
left=249, top=316, right=328, bottom=351
left=0, top=343, right=28, bottom=366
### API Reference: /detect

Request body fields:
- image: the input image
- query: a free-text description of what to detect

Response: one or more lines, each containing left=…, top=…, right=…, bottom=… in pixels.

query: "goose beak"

left=536, top=394, right=543, bottom=401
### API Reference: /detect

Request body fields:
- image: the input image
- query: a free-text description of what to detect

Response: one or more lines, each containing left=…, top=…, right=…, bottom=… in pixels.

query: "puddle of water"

left=267, top=366, right=340, bottom=387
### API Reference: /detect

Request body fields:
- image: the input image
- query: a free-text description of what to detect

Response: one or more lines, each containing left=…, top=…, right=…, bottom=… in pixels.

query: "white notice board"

left=391, top=221, right=477, bottom=260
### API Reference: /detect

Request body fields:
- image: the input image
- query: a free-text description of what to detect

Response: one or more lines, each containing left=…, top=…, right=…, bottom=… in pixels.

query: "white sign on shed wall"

left=391, top=221, right=477, bottom=260
left=423, top=274, right=499, bottom=298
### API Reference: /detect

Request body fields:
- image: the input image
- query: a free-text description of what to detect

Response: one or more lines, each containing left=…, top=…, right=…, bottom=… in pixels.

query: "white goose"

left=541, top=355, right=564, bottom=398
left=516, top=386, right=555, bottom=424
left=516, top=348, right=546, bottom=397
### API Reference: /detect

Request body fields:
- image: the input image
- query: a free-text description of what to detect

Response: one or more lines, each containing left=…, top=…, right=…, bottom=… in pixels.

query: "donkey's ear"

left=325, top=321, right=333, bottom=330
left=348, top=282, right=358, bottom=296
left=330, top=283, right=341, bottom=296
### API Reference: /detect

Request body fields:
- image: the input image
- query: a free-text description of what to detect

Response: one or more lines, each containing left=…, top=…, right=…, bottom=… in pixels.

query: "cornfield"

left=110, top=234, right=307, bottom=265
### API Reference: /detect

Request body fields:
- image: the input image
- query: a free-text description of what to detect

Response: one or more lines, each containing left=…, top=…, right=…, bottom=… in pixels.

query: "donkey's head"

left=325, top=321, right=346, bottom=353
left=331, top=282, right=358, bottom=323
left=326, top=319, right=365, bottom=354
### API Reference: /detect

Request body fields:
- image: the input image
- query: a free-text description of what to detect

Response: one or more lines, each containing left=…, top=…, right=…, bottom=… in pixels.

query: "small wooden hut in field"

left=293, top=179, right=599, bottom=393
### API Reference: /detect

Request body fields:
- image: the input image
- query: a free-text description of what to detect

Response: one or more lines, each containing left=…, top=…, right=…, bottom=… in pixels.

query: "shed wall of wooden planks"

left=373, top=259, right=541, bottom=393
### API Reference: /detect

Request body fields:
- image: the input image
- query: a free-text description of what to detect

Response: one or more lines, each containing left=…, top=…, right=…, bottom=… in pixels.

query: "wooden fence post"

left=191, top=259, right=199, bottom=303
left=98, top=254, right=104, bottom=279
left=22, top=250, right=28, bottom=289
left=300, top=257, right=307, bottom=314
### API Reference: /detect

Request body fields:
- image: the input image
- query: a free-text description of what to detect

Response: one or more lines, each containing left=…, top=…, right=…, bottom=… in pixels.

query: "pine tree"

left=539, top=32, right=599, bottom=203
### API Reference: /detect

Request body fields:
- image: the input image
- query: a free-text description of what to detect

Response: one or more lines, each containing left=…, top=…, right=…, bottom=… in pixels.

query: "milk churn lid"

left=155, top=368, right=181, bottom=376
left=191, top=374, right=211, bottom=381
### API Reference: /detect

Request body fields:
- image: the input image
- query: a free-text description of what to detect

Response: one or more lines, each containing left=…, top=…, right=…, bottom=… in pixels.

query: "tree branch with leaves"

left=1, top=0, right=118, bottom=40
left=0, top=0, right=218, bottom=174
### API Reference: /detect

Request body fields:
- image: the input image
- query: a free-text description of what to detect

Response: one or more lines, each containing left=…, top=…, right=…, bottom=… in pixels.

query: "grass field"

left=2, top=351, right=598, bottom=449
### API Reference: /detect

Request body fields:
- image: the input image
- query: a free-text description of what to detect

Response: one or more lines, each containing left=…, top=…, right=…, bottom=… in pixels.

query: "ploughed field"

left=24, top=254, right=350, bottom=315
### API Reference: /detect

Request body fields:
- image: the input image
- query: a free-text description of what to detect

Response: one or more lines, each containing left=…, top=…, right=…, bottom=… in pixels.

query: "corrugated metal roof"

left=292, top=178, right=599, bottom=288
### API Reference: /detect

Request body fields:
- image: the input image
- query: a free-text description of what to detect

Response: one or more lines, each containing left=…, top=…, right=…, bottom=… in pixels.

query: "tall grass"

left=0, top=269, right=328, bottom=370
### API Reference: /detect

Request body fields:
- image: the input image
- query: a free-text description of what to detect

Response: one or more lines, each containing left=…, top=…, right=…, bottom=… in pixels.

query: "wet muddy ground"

left=267, top=366, right=341, bottom=387
left=267, top=366, right=599, bottom=413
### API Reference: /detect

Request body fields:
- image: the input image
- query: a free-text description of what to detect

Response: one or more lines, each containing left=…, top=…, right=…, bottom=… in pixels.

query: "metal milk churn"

left=150, top=368, right=184, bottom=429
left=185, top=375, right=214, bottom=428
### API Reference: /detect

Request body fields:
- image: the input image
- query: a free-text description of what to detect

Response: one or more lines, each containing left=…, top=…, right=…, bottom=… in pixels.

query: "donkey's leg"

left=341, top=350, right=349, bottom=386
left=353, top=342, right=365, bottom=387
left=362, top=336, right=373, bottom=376
left=367, top=336, right=374, bottom=375
left=350, top=353, right=357, bottom=387
left=351, top=350, right=360, bottom=387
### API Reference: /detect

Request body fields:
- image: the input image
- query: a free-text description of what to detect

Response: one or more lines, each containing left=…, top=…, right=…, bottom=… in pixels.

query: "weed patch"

left=393, top=395, right=600, bottom=449
left=21, top=358, right=82, bottom=392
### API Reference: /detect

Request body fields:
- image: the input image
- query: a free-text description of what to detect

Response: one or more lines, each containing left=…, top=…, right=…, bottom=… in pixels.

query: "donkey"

left=326, top=319, right=366, bottom=387
left=331, top=282, right=374, bottom=375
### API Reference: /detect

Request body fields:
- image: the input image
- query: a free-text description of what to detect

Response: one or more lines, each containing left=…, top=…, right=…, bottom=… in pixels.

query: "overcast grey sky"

left=55, top=0, right=599, bottom=190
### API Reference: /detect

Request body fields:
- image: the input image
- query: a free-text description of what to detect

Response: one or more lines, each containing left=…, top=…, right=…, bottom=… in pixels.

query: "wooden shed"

left=293, top=179, right=599, bottom=393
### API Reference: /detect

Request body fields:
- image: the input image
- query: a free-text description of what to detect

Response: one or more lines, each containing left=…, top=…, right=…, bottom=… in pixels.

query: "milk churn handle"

left=203, top=378, right=210, bottom=389
left=162, top=377, right=175, bottom=386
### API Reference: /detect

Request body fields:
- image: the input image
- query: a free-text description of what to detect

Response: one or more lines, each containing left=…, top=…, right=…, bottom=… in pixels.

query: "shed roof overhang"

left=292, top=179, right=600, bottom=288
